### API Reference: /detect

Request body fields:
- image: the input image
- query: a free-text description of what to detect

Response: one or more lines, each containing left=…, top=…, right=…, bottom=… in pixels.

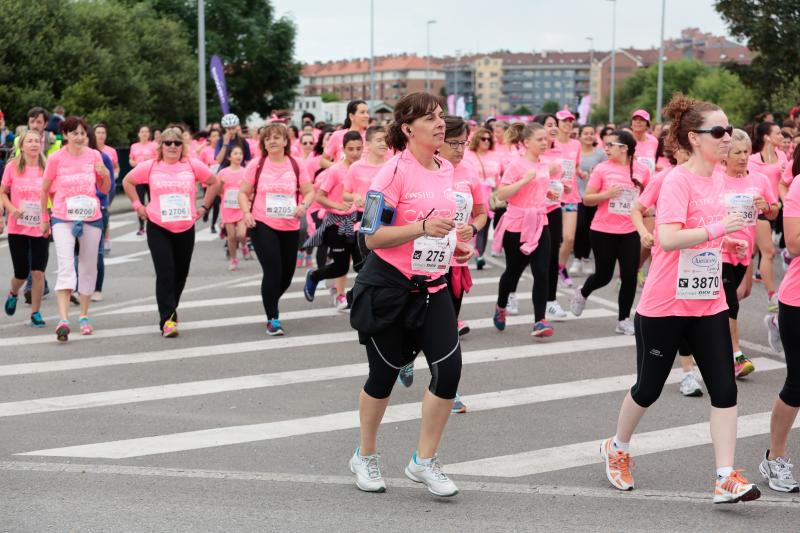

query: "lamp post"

left=655, top=0, right=666, bottom=123
left=426, top=20, right=437, bottom=93
left=198, top=0, right=206, bottom=128
left=607, top=0, right=617, bottom=124
left=370, top=0, right=375, bottom=105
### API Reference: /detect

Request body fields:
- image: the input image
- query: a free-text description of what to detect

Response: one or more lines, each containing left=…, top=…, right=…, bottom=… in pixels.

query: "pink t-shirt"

left=128, top=158, right=212, bottom=233
left=450, top=162, right=485, bottom=265
left=634, top=133, right=659, bottom=176
left=588, top=160, right=650, bottom=234
left=244, top=156, right=311, bottom=231
left=100, top=145, right=118, bottom=167
left=492, top=143, right=517, bottom=166
left=319, top=162, right=352, bottom=216
left=500, top=157, right=551, bottom=233
left=1, top=160, right=46, bottom=237
left=247, top=139, right=260, bottom=160
left=200, top=145, right=217, bottom=167
left=783, top=160, right=796, bottom=186
left=219, top=166, right=246, bottom=224
left=464, top=150, right=503, bottom=188
left=637, top=165, right=728, bottom=317
left=129, top=142, right=157, bottom=166
left=344, top=159, right=383, bottom=209
left=372, top=150, right=456, bottom=284
left=548, top=139, right=582, bottom=204
left=324, top=129, right=365, bottom=163
left=778, top=176, right=800, bottom=306
left=748, top=151, right=788, bottom=199
left=720, top=169, right=775, bottom=266
left=44, top=148, right=104, bottom=223
left=638, top=167, right=673, bottom=212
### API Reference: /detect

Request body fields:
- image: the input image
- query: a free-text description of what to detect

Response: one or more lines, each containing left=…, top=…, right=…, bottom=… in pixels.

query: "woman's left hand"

left=453, top=241, right=474, bottom=264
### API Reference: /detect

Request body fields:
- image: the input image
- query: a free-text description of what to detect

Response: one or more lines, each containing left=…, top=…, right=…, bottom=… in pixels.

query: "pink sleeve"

left=784, top=180, right=800, bottom=217
left=43, top=151, right=59, bottom=182
left=127, top=160, right=154, bottom=185
left=587, top=164, right=604, bottom=190
left=656, top=174, right=690, bottom=225
left=190, top=159, right=213, bottom=185
left=637, top=177, right=660, bottom=210
left=1, top=161, right=14, bottom=188
left=319, top=166, right=340, bottom=193
left=499, top=161, right=520, bottom=185
left=761, top=174, right=778, bottom=205
left=371, top=159, right=402, bottom=207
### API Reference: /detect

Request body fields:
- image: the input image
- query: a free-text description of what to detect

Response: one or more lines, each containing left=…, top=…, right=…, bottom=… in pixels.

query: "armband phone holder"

left=359, top=191, right=396, bottom=235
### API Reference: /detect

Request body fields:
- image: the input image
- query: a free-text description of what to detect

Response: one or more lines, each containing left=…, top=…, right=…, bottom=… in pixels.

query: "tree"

left=715, top=0, right=800, bottom=109
left=320, top=92, right=340, bottom=103
left=0, top=0, right=196, bottom=145
left=129, top=0, right=302, bottom=121
left=689, top=68, right=757, bottom=126
left=541, top=101, right=560, bottom=114
left=512, top=106, right=533, bottom=116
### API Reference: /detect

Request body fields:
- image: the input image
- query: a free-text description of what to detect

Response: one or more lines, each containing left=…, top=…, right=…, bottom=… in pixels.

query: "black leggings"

left=574, top=203, right=596, bottom=260
left=582, top=230, right=639, bottom=321
left=546, top=208, right=562, bottom=301
left=146, top=222, right=195, bottom=329
left=497, top=229, right=550, bottom=322
left=364, top=288, right=462, bottom=400
left=8, top=234, right=49, bottom=279
left=311, top=225, right=361, bottom=283
left=779, top=302, right=800, bottom=407
left=135, top=184, right=149, bottom=230
left=632, top=311, right=736, bottom=408
left=251, top=221, right=298, bottom=320
left=722, top=262, right=747, bottom=320
left=475, top=221, right=490, bottom=257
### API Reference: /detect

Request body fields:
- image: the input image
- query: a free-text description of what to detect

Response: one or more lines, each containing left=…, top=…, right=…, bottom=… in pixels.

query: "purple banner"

left=209, top=55, right=230, bottom=115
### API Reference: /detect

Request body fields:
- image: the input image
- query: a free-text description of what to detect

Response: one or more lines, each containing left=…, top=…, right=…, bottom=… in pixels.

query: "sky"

left=269, top=0, right=738, bottom=64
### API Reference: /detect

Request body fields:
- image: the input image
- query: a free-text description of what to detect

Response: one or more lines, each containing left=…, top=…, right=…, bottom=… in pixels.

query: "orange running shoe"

left=600, top=437, right=634, bottom=491
left=714, top=470, right=761, bottom=504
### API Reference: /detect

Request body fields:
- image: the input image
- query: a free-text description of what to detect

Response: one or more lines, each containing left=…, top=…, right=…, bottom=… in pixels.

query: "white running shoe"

left=404, top=453, right=459, bottom=497
left=679, top=373, right=703, bottom=397
left=570, top=286, right=586, bottom=316
left=546, top=300, right=567, bottom=321
left=764, top=314, right=783, bottom=353
left=759, top=450, right=800, bottom=493
left=507, top=293, right=519, bottom=315
left=349, top=448, right=386, bottom=493
left=568, top=258, right=582, bottom=276
left=581, top=258, right=595, bottom=275
left=615, top=318, right=635, bottom=335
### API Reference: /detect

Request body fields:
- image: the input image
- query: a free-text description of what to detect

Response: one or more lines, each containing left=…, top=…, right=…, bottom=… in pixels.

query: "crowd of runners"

left=2, top=90, right=800, bottom=502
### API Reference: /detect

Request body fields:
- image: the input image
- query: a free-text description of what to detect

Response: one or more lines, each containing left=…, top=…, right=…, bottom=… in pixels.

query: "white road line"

left=103, top=250, right=152, bottom=266
left=1, top=461, right=797, bottom=507
left=0, top=336, right=636, bottom=417
left=18, top=357, right=782, bottom=459
left=740, top=339, right=780, bottom=356
left=233, top=272, right=358, bottom=289
left=114, top=226, right=219, bottom=243
left=557, top=288, right=621, bottom=310
left=0, top=309, right=615, bottom=376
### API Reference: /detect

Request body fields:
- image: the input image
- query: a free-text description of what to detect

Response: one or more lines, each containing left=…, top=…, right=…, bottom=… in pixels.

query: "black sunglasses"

left=691, top=125, right=733, bottom=139
left=301, top=141, right=314, bottom=145
left=480, top=137, right=492, bottom=142
left=162, top=140, right=182, bottom=147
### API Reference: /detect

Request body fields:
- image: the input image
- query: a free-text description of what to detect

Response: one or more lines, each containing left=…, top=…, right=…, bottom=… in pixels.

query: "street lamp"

left=655, top=0, right=666, bottom=123
left=426, top=20, right=437, bottom=93
left=198, top=0, right=206, bottom=128
left=607, top=0, right=617, bottom=124
left=370, top=0, right=375, bottom=105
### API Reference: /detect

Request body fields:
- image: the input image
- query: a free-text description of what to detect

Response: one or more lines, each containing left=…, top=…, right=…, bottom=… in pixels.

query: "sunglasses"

left=301, top=141, right=314, bottom=146
left=691, top=125, right=733, bottom=139
left=162, top=140, right=182, bottom=147
left=480, top=137, right=492, bottom=142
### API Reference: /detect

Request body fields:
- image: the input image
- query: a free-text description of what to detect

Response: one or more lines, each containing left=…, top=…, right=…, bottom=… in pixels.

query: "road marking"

left=0, top=336, right=636, bottom=417
left=1, top=460, right=797, bottom=507
left=0, top=309, right=615, bottom=376
left=740, top=339, right=780, bottom=356
left=103, top=250, right=152, bottom=266
left=114, top=226, right=219, bottom=243
left=18, top=357, right=781, bottom=459
left=232, top=272, right=358, bottom=289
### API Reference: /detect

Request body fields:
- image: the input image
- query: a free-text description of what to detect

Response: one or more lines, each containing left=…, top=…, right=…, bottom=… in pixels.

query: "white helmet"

left=221, top=113, right=240, bottom=128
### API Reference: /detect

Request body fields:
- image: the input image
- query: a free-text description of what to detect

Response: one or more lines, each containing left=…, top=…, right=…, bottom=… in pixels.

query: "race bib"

left=560, top=159, right=575, bottom=180
left=18, top=201, right=41, bottom=227
left=725, top=193, right=757, bottom=227
left=452, top=191, right=473, bottom=227
left=638, top=156, right=656, bottom=176
left=608, top=187, right=638, bottom=215
left=676, top=247, right=722, bottom=300
left=65, top=195, right=97, bottom=221
left=159, top=194, right=191, bottom=222
left=547, top=180, right=564, bottom=205
left=411, top=230, right=456, bottom=273
left=266, top=193, right=296, bottom=218
left=223, top=189, right=240, bottom=209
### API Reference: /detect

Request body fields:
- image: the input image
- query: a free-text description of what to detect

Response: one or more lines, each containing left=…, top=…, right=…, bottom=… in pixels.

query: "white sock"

left=716, top=466, right=733, bottom=479
left=682, top=370, right=693, bottom=378
left=732, top=350, right=743, bottom=361
left=612, top=436, right=630, bottom=452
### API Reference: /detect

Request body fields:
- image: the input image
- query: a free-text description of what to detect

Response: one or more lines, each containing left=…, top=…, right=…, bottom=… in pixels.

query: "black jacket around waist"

left=347, top=252, right=444, bottom=345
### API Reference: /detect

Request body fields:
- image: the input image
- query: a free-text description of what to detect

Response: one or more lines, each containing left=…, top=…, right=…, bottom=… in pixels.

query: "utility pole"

left=426, top=20, right=437, bottom=93
left=608, top=0, right=617, bottom=123
left=370, top=0, right=376, bottom=105
left=198, top=0, right=207, bottom=128
left=656, top=0, right=666, bottom=123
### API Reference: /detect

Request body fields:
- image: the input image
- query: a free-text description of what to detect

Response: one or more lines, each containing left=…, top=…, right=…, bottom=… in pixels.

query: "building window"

left=553, top=70, right=562, bottom=77
left=523, top=82, right=533, bottom=89
left=544, top=81, right=551, bottom=88
left=478, top=72, right=484, bottom=78
left=554, top=81, right=561, bottom=88
left=490, top=72, right=498, bottom=77
left=544, top=92, right=551, bottom=99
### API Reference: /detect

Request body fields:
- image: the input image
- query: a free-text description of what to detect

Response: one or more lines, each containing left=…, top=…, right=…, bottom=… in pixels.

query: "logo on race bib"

left=691, top=251, right=718, bottom=269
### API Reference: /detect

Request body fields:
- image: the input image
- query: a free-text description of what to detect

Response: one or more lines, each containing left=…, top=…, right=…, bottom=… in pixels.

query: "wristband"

left=469, top=223, right=478, bottom=236
left=422, top=219, right=427, bottom=235
left=704, top=221, right=726, bottom=241
left=132, top=201, right=143, bottom=211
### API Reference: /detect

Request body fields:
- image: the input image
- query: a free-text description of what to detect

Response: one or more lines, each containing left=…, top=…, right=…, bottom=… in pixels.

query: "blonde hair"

left=14, top=130, right=46, bottom=174
left=156, top=126, right=188, bottom=161
left=730, top=128, right=752, bottom=152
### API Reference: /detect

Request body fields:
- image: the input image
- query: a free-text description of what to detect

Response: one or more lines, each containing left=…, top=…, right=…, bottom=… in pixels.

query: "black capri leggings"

left=8, top=234, right=49, bottom=280
left=497, top=229, right=550, bottom=322
left=311, top=225, right=361, bottom=284
left=135, top=184, right=149, bottom=230
left=581, top=230, right=640, bottom=321
left=364, top=288, right=462, bottom=400
left=778, top=302, right=800, bottom=407
left=251, top=221, right=298, bottom=321
left=722, top=262, right=748, bottom=320
left=546, top=208, right=562, bottom=301
left=632, top=311, right=736, bottom=409
left=574, top=203, right=596, bottom=260
left=146, top=222, right=195, bottom=329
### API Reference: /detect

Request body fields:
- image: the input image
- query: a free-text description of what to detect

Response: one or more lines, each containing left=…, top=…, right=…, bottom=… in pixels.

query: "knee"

left=364, top=372, right=397, bottom=399
left=562, top=234, right=575, bottom=247
left=31, top=271, right=44, bottom=282
left=708, top=379, right=737, bottom=409
left=761, top=247, right=776, bottom=260
left=428, top=352, right=462, bottom=400
left=630, top=384, right=663, bottom=408
left=779, top=379, right=800, bottom=408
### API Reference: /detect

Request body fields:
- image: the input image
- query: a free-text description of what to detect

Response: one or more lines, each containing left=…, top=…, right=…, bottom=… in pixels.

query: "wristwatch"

left=469, top=223, right=478, bottom=236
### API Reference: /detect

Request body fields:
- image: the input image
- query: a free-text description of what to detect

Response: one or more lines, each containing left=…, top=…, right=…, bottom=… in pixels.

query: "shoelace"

left=608, top=450, right=634, bottom=475
left=722, top=469, right=750, bottom=492
left=363, top=455, right=381, bottom=480
left=774, top=458, right=795, bottom=481
left=497, top=308, right=507, bottom=320
left=425, top=457, right=449, bottom=481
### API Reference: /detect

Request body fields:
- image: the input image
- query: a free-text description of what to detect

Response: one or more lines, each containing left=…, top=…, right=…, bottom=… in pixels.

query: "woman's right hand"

left=136, top=205, right=148, bottom=221
left=39, top=220, right=50, bottom=238
left=605, top=185, right=623, bottom=199
left=422, top=217, right=454, bottom=238
left=9, top=206, right=22, bottom=219
left=723, top=213, right=745, bottom=234
left=521, top=169, right=537, bottom=184
left=243, top=212, right=256, bottom=229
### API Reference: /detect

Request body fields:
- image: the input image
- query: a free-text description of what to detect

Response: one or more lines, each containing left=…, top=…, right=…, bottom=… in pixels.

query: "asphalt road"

left=0, top=199, right=797, bottom=532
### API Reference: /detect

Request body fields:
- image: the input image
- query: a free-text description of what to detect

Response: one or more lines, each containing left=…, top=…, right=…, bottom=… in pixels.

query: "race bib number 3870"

left=676, top=247, right=721, bottom=300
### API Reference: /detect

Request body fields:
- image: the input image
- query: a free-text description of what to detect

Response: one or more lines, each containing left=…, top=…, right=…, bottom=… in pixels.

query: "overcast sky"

left=269, top=0, right=738, bottom=63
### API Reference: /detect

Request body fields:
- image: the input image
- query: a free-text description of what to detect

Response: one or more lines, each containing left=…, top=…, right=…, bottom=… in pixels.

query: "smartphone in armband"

left=359, top=191, right=396, bottom=235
